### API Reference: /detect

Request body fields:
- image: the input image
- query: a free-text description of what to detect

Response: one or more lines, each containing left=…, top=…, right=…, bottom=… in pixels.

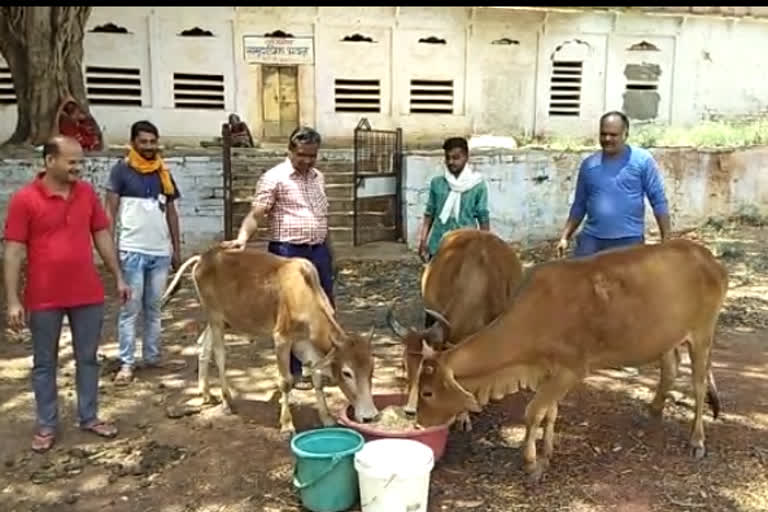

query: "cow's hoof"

left=320, top=416, right=337, bottom=428
left=523, top=459, right=548, bottom=483
left=220, top=402, right=234, bottom=415
left=689, top=443, right=706, bottom=459
left=525, top=465, right=545, bottom=484
left=632, top=410, right=659, bottom=429
left=279, top=426, right=296, bottom=440
left=647, top=404, right=665, bottom=419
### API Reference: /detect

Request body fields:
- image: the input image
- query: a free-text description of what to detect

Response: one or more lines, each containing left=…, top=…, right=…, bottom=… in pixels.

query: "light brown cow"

left=161, top=246, right=379, bottom=434
left=413, top=239, right=726, bottom=481
left=386, top=229, right=524, bottom=429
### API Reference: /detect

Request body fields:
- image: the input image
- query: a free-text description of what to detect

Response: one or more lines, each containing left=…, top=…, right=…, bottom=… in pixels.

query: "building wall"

left=3, top=7, right=768, bottom=146
left=402, top=147, right=768, bottom=248
left=0, top=7, right=237, bottom=145
left=233, top=6, right=768, bottom=144
left=1, top=146, right=765, bottom=256
left=0, top=151, right=224, bottom=256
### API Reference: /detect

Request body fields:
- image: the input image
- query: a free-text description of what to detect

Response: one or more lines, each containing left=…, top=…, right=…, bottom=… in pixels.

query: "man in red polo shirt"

left=3, top=136, right=130, bottom=453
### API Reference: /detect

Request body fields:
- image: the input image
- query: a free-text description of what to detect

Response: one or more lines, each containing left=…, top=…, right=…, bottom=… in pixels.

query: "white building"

left=2, top=6, right=768, bottom=146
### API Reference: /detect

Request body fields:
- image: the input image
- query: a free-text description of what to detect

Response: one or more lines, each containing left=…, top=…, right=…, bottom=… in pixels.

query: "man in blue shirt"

left=557, top=111, right=671, bottom=258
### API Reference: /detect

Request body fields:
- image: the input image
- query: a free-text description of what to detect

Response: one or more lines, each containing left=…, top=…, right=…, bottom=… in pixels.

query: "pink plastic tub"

left=336, top=392, right=450, bottom=461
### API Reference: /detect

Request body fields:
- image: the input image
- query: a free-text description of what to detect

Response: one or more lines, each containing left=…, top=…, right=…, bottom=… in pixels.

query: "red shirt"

left=3, top=174, right=110, bottom=311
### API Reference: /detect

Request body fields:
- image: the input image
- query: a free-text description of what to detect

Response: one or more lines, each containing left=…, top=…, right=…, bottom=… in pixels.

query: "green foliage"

left=517, top=118, right=768, bottom=151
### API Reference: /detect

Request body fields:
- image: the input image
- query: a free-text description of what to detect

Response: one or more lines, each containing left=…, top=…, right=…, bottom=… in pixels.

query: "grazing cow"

left=386, top=229, right=524, bottom=429
left=161, top=246, right=379, bottom=434
left=413, top=239, right=726, bottom=481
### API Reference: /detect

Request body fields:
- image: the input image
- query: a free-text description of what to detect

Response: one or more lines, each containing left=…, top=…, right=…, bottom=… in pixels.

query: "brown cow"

left=413, top=239, right=726, bottom=481
left=161, top=246, right=379, bottom=434
left=386, top=229, right=524, bottom=429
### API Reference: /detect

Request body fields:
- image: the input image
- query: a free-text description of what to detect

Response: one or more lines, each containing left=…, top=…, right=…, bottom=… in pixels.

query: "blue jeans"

left=117, top=251, right=172, bottom=368
left=267, top=241, right=334, bottom=377
left=573, top=232, right=645, bottom=258
left=30, top=303, right=104, bottom=430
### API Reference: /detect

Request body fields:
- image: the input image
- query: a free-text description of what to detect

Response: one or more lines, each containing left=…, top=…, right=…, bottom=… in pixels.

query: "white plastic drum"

left=353, top=438, right=435, bottom=512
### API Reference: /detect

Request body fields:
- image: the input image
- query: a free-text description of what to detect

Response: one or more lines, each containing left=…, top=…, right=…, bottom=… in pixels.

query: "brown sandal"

left=81, top=420, right=118, bottom=438
left=32, top=431, right=55, bottom=453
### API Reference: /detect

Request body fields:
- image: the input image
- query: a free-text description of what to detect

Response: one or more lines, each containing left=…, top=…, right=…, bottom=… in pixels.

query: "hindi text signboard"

left=243, top=35, right=314, bottom=65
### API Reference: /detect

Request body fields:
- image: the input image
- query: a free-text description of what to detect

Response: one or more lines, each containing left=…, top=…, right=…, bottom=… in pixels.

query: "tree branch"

left=0, top=7, right=27, bottom=46
left=1, top=6, right=92, bottom=145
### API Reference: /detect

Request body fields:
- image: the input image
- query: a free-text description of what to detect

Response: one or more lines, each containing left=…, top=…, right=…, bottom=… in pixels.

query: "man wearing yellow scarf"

left=105, top=121, right=183, bottom=386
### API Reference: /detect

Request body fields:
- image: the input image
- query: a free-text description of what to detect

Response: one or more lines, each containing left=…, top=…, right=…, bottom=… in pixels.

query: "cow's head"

left=315, top=326, right=379, bottom=423
left=386, top=305, right=451, bottom=417
left=415, top=340, right=481, bottom=427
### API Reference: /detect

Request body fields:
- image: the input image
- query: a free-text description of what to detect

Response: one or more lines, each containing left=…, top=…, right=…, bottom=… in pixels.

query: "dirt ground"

left=1, top=219, right=767, bottom=512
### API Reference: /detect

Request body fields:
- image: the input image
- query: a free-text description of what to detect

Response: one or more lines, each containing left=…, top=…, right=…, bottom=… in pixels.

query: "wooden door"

left=262, top=65, right=299, bottom=140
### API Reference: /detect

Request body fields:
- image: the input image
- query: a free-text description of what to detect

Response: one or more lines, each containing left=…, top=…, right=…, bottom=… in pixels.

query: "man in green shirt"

left=417, top=137, right=490, bottom=262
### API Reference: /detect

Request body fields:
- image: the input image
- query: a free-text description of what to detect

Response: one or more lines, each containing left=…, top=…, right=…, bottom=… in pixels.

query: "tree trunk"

left=0, top=7, right=92, bottom=146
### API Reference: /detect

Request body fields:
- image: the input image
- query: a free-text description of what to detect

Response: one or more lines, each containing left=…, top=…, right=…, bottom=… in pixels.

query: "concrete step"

left=327, top=199, right=354, bottom=211
left=329, top=212, right=396, bottom=228
left=323, top=172, right=354, bottom=184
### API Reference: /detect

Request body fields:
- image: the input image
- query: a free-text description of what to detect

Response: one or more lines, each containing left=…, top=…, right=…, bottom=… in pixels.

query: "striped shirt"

left=253, top=158, right=329, bottom=245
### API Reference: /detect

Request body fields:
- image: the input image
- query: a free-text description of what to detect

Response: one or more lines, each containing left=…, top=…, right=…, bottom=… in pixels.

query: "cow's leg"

left=542, top=402, right=559, bottom=459
left=311, top=371, right=335, bottom=427
left=210, top=322, right=233, bottom=414
left=688, top=337, right=712, bottom=459
left=522, top=371, right=577, bottom=482
left=649, top=348, right=678, bottom=418
left=197, top=325, right=214, bottom=404
left=273, top=330, right=296, bottom=435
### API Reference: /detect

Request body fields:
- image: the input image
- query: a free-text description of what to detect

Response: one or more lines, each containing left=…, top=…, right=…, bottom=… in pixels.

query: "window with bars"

left=334, top=79, right=381, bottom=113
left=409, top=79, right=453, bottom=114
left=626, top=81, right=658, bottom=93
left=622, top=63, right=662, bottom=120
left=173, top=73, right=225, bottom=110
left=625, top=75, right=659, bottom=93
left=86, top=66, right=142, bottom=106
left=548, top=61, right=582, bottom=117
left=0, top=66, right=15, bottom=105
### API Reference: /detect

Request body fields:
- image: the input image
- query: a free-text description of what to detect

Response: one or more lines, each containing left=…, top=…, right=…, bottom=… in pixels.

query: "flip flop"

left=114, top=367, right=134, bottom=386
left=31, top=431, right=55, bottom=453
left=81, top=420, right=118, bottom=439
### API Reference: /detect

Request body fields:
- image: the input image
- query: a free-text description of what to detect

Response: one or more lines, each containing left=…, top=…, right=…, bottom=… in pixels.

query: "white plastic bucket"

left=353, top=438, right=435, bottom=512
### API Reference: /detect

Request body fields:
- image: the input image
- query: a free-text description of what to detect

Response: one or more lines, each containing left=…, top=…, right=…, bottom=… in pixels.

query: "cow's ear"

left=444, top=367, right=481, bottom=413
left=330, top=331, right=347, bottom=349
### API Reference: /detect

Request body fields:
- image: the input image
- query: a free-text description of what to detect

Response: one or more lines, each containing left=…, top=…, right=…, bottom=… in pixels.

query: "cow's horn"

left=386, top=307, right=410, bottom=339
left=424, top=308, right=451, bottom=329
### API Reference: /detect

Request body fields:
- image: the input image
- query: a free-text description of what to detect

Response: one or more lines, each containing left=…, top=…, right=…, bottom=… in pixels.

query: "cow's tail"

left=161, top=255, right=202, bottom=307
left=297, top=259, right=344, bottom=337
left=706, top=368, right=721, bottom=420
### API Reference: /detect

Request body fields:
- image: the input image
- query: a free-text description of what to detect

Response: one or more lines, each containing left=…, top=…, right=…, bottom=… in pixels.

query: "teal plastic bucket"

left=291, top=427, right=365, bottom=512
